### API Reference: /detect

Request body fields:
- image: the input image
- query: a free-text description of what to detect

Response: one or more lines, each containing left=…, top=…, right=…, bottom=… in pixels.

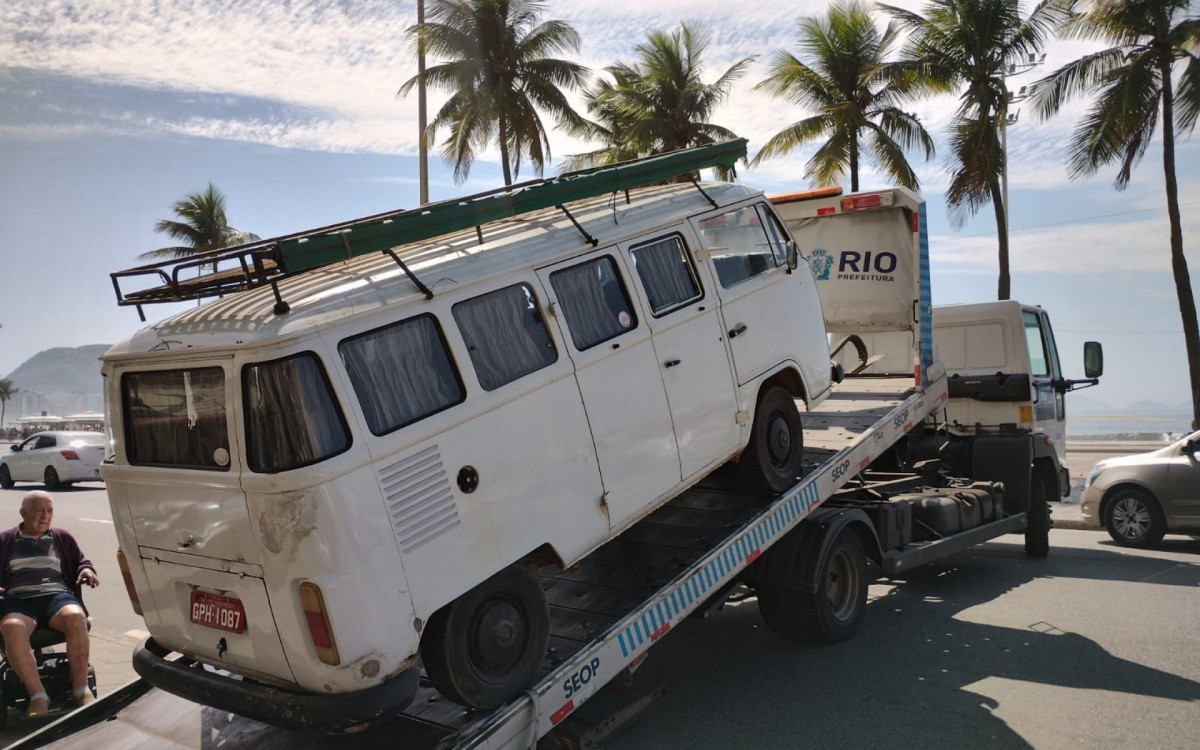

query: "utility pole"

left=417, top=0, right=429, bottom=206
left=1000, top=52, right=1045, bottom=238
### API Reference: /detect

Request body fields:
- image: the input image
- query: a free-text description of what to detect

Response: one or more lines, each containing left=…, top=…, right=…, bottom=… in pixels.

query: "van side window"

left=339, top=315, right=465, bottom=435
left=629, top=235, right=703, bottom=315
left=122, top=367, right=229, bottom=470
left=549, top=256, right=638, bottom=350
left=756, top=204, right=791, bottom=266
left=453, top=283, right=557, bottom=390
left=243, top=353, right=351, bottom=473
left=698, top=207, right=780, bottom=288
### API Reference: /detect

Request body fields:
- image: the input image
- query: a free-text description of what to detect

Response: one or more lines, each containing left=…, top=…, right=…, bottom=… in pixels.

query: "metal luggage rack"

left=109, top=140, right=747, bottom=321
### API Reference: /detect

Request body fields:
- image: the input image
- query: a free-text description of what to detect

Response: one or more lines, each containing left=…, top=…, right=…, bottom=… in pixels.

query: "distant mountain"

left=1071, top=394, right=1191, bottom=418
left=5, top=345, right=110, bottom=394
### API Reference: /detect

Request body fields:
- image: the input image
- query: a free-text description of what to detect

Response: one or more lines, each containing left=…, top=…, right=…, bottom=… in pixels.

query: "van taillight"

left=116, top=550, right=143, bottom=616
left=299, top=582, right=340, bottom=666
left=60, top=450, right=80, bottom=460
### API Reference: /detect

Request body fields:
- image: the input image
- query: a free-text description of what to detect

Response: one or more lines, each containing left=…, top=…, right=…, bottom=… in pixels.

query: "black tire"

left=1025, top=472, right=1051, bottom=558
left=742, top=386, right=805, bottom=493
left=758, top=529, right=868, bottom=644
left=1104, top=488, right=1166, bottom=549
left=421, top=565, right=549, bottom=710
left=43, top=467, right=62, bottom=491
left=0, top=465, right=13, bottom=489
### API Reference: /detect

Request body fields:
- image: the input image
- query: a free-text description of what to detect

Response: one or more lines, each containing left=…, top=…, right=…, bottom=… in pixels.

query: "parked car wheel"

left=0, top=465, right=12, bottom=489
left=1104, top=488, right=1166, bottom=549
left=758, top=528, right=867, bottom=644
left=743, top=386, right=805, bottom=493
left=43, top=467, right=63, bottom=491
left=420, top=565, right=550, bottom=710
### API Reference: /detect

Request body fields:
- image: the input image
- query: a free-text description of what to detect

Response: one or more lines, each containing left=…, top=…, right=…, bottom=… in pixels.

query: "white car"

left=0, top=431, right=107, bottom=490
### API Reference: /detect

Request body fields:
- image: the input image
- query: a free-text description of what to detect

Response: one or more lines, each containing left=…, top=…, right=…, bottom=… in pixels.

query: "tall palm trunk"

left=990, top=176, right=1010, bottom=300
left=498, top=116, right=513, bottom=186
left=1158, top=55, right=1200, bottom=426
left=849, top=132, right=860, bottom=192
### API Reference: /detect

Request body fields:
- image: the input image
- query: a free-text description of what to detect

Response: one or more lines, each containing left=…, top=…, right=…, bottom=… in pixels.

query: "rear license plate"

left=190, top=591, right=246, bottom=634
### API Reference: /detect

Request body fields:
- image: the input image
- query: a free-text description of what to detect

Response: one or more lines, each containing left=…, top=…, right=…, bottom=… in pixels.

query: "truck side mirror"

left=1083, top=341, right=1103, bottom=379
left=785, top=241, right=799, bottom=272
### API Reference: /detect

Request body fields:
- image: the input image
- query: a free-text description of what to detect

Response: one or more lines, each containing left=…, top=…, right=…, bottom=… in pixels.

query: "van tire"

left=420, top=565, right=549, bottom=710
left=743, top=386, right=805, bottom=493
left=757, top=528, right=867, bottom=643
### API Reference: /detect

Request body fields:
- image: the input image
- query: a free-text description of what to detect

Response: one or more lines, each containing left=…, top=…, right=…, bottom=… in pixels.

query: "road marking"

left=79, top=517, right=114, bottom=524
left=125, top=629, right=150, bottom=640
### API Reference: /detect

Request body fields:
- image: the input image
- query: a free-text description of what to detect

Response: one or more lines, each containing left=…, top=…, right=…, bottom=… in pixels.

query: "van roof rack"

left=110, top=139, right=748, bottom=320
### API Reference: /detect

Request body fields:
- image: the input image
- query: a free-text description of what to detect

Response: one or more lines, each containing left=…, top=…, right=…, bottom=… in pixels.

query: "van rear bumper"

left=132, top=636, right=420, bottom=732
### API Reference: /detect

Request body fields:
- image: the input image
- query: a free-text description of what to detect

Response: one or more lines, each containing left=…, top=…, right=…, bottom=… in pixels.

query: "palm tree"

left=751, top=0, right=936, bottom=192
left=564, top=23, right=754, bottom=178
left=399, top=0, right=589, bottom=186
left=559, top=69, right=644, bottom=172
left=883, top=0, right=1069, bottom=300
left=0, top=379, right=17, bottom=433
left=140, top=183, right=259, bottom=269
left=1029, top=0, right=1200, bottom=427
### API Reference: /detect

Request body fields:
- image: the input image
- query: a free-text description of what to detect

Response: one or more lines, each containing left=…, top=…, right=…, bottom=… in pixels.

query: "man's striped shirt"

left=6, top=529, right=70, bottom=598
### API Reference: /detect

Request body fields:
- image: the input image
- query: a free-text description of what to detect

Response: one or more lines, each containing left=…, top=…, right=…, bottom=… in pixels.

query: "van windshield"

left=122, top=367, right=230, bottom=470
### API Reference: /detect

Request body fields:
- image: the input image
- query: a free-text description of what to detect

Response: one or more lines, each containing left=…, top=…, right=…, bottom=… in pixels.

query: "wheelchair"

left=0, top=596, right=97, bottom=728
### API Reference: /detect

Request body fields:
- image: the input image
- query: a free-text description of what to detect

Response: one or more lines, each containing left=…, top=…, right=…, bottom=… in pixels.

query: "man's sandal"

left=26, top=693, right=50, bottom=719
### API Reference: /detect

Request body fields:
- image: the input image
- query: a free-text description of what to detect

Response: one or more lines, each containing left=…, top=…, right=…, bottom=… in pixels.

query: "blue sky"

left=1, top=0, right=1196, bottom=409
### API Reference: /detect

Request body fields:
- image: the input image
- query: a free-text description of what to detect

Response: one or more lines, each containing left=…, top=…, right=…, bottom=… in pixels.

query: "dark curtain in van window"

left=631, top=237, right=700, bottom=313
left=244, top=354, right=348, bottom=473
left=551, top=258, right=633, bottom=350
left=340, top=317, right=463, bottom=435
left=453, top=284, right=556, bottom=390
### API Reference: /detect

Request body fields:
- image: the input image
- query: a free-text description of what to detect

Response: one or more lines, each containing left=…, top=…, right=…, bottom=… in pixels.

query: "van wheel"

left=1024, top=473, right=1051, bottom=558
left=1104, top=488, right=1165, bottom=549
left=0, top=465, right=13, bottom=489
left=43, top=467, right=62, bottom=491
left=758, top=528, right=867, bottom=644
left=743, top=386, right=805, bottom=493
left=421, top=565, right=549, bottom=710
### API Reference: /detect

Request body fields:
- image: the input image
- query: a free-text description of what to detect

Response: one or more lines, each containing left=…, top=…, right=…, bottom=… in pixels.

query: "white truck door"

left=623, top=233, right=741, bottom=480
left=538, top=251, right=682, bottom=530
left=698, top=204, right=812, bottom=387
left=1023, top=309, right=1067, bottom=461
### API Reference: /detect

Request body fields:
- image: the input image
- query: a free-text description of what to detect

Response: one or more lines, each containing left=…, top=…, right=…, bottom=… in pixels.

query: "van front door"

left=538, top=251, right=682, bottom=531
left=625, top=234, right=741, bottom=480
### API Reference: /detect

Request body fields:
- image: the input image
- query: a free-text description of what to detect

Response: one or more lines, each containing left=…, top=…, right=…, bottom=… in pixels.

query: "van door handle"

left=729, top=324, right=748, bottom=338
left=664, top=359, right=682, bottom=368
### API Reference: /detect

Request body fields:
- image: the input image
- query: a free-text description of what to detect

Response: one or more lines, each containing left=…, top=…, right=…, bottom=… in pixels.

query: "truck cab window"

left=698, top=206, right=780, bottom=288
left=122, top=367, right=230, bottom=470
left=339, top=315, right=464, bottom=435
left=243, top=353, right=350, bottom=473
left=629, top=235, right=702, bottom=315
left=550, top=256, right=638, bottom=350
left=1022, top=311, right=1050, bottom=377
left=453, top=283, right=557, bottom=391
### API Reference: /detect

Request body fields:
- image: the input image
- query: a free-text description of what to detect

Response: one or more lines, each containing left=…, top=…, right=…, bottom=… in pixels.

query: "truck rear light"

left=116, top=550, right=144, bottom=616
left=299, top=582, right=340, bottom=665
left=841, top=192, right=894, bottom=211
left=60, top=450, right=80, bottom=460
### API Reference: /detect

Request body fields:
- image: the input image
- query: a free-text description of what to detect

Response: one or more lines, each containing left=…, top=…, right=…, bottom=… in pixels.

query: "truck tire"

left=420, top=565, right=549, bottom=710
left=742, top=386, right=805, bottom=493
left=757, top=528, right=867, bottom=644
left=1024, top=473, right=1050, bottom=558
left=1104, top=488, right=1166, bottom=549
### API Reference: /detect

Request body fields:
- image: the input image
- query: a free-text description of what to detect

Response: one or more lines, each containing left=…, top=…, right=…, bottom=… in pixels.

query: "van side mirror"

left=785, top=241, right=799, bottom=272
left=1084, top=341, right=1103, bottom=379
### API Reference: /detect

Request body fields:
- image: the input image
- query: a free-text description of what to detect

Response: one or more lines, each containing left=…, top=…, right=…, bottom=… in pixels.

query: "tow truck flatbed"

left=18, top=376, right=946, bottom=750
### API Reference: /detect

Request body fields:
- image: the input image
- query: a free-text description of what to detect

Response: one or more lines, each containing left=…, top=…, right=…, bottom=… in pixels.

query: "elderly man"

left=0, top=491, right=98, bottom=718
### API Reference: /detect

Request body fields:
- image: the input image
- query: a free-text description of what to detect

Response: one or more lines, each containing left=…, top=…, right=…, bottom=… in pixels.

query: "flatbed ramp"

left=19, top=375, right=946, bottom=750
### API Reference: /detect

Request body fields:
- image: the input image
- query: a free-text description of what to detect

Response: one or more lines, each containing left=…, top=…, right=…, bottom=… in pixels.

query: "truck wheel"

left=420, top=565, right=549, bottom=710
left=743, top=386, right=805, bottom=493
left=0, top=465, right=13, bottom=489
left=1024, top=474, right=1050, bottom=558
left=1104, top=488, right=1166, bottom=549
left=758, top=529, right=867, bottom=644
left=43, top=467, right=62, bottom=491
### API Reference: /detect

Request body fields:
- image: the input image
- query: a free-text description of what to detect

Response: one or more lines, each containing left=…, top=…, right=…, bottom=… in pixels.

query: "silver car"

left=1081, top=430, right=1200, bottom=548
left=0, top=431, right=107, bottom=490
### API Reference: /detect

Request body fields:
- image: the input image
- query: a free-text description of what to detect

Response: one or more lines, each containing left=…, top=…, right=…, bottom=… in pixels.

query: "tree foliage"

left=140, top=183, right=258, bottom=262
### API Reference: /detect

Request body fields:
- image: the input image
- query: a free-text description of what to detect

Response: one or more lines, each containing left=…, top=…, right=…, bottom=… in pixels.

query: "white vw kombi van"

left=104, top=169, right=833, bottom=729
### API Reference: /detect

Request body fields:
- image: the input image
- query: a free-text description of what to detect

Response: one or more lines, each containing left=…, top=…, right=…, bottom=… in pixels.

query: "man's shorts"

left=1, top=591, right=82, bottom=629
